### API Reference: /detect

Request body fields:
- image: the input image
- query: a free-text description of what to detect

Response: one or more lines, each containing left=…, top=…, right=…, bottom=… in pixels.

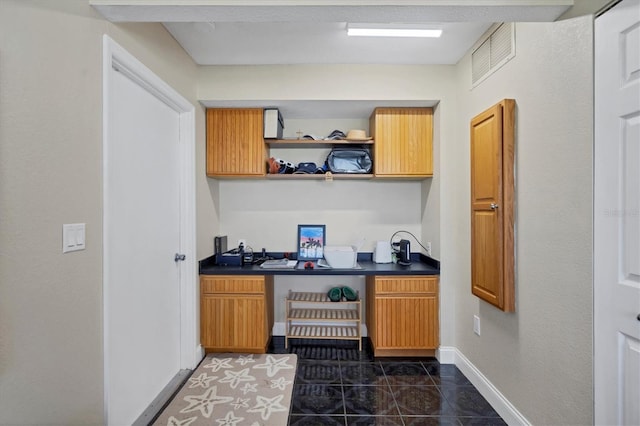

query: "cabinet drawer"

left=201, top=275, right=265, bottom=294
left=373, top=276, right=438, bottom=294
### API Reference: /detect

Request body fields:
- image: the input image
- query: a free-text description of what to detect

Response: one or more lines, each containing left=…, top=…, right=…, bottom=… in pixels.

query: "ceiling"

left=91, top=1, right=574, bottom=66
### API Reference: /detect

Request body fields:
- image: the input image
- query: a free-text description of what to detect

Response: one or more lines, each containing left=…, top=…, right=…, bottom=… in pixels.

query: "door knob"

left=174, top=253, right=186, bottom=262
left=637, top=314, right=640, bottom=322
left=490, top=203, right=499, bottom=210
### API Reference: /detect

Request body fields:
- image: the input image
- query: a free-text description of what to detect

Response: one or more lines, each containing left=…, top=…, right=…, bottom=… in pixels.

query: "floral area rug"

left=153, top=353, right=298, bottom=426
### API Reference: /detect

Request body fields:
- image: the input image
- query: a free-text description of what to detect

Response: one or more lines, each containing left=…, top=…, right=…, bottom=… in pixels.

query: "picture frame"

left=297, top=224, right=326, bottom=260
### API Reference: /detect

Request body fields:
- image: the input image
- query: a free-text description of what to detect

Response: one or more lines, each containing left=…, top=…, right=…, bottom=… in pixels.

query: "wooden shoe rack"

left=285, top=290, right=362, bottom=350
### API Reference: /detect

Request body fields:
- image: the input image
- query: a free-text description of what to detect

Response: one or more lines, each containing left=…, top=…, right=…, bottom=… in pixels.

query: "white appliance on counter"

left=373, top=241, right=392, bottom=263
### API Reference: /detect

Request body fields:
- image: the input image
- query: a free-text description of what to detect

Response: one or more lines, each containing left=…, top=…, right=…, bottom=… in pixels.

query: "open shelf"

left=265, top=173, right=373, bottom=180
left=285, top=290, right=362, bottom=350
left=266, top=139, right=374, bottom=148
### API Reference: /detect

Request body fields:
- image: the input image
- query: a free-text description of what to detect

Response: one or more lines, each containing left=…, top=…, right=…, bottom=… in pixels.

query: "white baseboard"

left=452, top=348, right=531, bottom=426
left=436, top=346, right=457, bottom=364
left=196, top=344, right=205, bottom=365
left=273, top=322, right=286, bottom=336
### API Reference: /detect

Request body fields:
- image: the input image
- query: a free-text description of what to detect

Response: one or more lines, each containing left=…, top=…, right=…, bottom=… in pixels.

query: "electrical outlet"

left=473, top=315, right=481, bottom=336
left=426, top=242, right=432, bottom=256
left=238, top=239, right=246, bottom=249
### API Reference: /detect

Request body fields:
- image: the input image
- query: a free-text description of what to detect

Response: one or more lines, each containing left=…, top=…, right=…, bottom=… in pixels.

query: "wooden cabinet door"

left=206, top=108, right=265, bottom=177
left=366, top=276, right=439, bottom=356
left=201, top=294, right=267, bottom=351
left=371, top=107, right=433, bottom=177
left=470, top=99, right=515, bottom=312
left=200, top=275, right=273, bottom=353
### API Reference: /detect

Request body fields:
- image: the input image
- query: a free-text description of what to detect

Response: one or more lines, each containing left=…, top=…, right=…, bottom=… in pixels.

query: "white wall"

left=446, top=18, right=594, bottom=424
left=0, top=1, right=205, bottom=423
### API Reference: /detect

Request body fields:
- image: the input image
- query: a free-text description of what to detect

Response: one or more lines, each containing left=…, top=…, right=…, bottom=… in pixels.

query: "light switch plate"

left=63, top=223, right=86, bottom=253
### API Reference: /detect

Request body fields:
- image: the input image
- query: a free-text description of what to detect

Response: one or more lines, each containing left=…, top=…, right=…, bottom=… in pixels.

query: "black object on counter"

left=398, top=239, right=412, bottom=266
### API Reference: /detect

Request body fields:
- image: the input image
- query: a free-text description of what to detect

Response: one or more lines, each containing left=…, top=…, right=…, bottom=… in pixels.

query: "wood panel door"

left=200, top=275, right=273, bottom=353
left=371, top=107, right=433, bottom=177
left=200, top=294, right=267, bottom=351
left=470, top=99, right=515, bottom=312
left=366, top=276, right=439, bottom=356
left=206, top=108, right=265, bottom=177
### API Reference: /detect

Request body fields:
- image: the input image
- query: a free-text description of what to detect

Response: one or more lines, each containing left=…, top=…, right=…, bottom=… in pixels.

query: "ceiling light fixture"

left=347, top=23, right=442, bottom=38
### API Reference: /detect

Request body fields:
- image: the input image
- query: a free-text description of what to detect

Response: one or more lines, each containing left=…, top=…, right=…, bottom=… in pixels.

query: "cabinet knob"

left=490, top=203, right=499, bottom=210
left=175, top=253, right=186, bottom=262
left=637, top=314, right=640, bottom=322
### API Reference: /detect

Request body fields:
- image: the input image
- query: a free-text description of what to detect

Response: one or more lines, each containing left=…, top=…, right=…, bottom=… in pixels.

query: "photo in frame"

left=297, top=224, right=326, bottom=260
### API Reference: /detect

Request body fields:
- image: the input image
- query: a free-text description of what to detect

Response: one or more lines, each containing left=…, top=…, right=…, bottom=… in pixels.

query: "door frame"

left=102, top=35, right=198, bottom=422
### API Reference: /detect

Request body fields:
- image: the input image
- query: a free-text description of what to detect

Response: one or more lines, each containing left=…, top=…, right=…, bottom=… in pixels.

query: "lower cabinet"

left=366, top=275, right=439, bottom=357
left=200, top=275, right=274, bottom=353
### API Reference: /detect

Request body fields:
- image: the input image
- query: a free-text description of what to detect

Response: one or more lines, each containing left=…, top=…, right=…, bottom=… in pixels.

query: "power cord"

left=389, top=230, right=431, bottom=254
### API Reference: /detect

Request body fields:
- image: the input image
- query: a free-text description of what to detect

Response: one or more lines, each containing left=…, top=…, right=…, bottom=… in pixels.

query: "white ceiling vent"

left=472, top=23, right=515, bottom=87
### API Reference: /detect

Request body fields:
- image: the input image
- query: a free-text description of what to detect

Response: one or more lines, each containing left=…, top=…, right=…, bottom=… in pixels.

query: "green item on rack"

left=342, top=286, right=357, bottom=301
left=328, top=287, right=342, bottom=302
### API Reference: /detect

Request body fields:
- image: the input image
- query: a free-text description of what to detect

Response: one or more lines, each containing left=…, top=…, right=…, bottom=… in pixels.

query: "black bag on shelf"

left=325, top=147, right=372, bottom=174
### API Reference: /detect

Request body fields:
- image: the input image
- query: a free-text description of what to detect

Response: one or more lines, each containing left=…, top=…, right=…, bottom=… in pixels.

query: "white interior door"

left=594, top=1, right=640, bottom=424
left=103, top=39, right=197, bottom=425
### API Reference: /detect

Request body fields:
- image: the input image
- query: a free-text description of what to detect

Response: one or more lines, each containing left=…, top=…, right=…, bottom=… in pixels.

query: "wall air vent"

left=472, top=23, right=515, bottom=87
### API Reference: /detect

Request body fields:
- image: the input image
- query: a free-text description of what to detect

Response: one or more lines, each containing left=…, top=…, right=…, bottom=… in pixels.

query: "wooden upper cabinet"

left=470, top=99, right=515, bottom=312
left=370, top=107, right=433, bottom=177
left=206, top=108, right=266, bottom=177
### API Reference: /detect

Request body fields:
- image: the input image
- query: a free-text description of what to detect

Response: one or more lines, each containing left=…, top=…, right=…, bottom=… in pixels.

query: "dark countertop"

left=199, top=252, right=440, bottom=276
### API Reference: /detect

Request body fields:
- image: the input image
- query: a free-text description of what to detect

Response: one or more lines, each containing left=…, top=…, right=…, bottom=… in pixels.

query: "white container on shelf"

left=323, top=245, right=357, bottom=268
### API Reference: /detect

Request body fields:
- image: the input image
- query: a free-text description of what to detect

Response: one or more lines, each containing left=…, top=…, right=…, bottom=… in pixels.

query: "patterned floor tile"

left=391, top=385, right=454, bottom=416
left=268, top=340, right=507, bottom=426
left=346, top=415, right=405, bottom=425
left=382, top=362, right=435, bottom=386
left=289, top=414, right=347, bottom=425
left=423, top=363, right=472, bottom=386
left=291, top=383, right=345, bottom=415
left=341, top=362, right=386, bottom=385
left=403, top=415, right=462, bottom=425
left=343, top=385, right=400, bottom=416
left=439, top=387, right=500, bottom=418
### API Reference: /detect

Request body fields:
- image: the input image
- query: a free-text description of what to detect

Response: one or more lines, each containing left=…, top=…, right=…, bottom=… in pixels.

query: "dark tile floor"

left=271, top=339, right=506, bottom=426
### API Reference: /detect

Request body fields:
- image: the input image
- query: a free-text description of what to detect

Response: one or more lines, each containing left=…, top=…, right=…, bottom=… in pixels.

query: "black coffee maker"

left=398, top=239, right=411, bottom=266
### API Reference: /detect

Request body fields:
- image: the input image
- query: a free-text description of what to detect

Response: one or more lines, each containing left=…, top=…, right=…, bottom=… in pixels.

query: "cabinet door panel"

left=200, top=275, right=273, bottom=353
left=375, top=276, right=438, bottom=294
left=372, top=107, right=433, bottom=177
left=470, top=99, right=515, bottom=312
left=200, top=295, right=266, bottom=350
left=233, top=296, right=267, bottom=349
left=201, top=275, right=265, bottom=294
left=366, top=275, right=440, bottom=354
left=374, top=296, right=438, bottom=349
left=201, top=295, right=235, bottom=348
left=206, top=108, right=265, bottom=176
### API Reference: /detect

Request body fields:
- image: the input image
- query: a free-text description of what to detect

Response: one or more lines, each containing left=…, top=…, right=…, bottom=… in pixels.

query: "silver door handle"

left=490, top=203, right=499, bottom=210
left=174, top=253, right=186, bottom=262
